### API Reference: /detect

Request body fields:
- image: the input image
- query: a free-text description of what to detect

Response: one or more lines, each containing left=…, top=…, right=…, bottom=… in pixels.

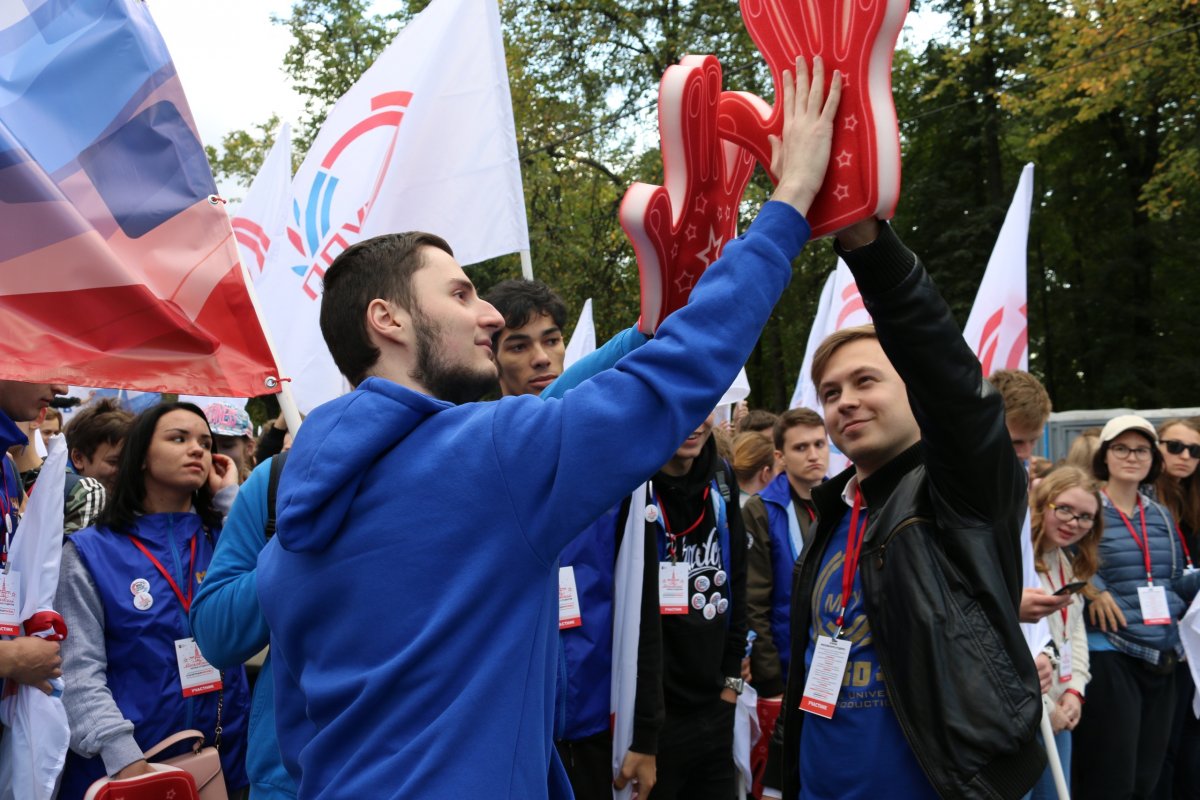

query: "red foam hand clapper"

left=621, top=55, right=757, bottom=334
left=718, top=0, right=909, bottom=237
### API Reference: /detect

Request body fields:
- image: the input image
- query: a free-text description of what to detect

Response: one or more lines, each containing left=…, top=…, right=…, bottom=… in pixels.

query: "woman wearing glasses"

left=1028, top=466, right=1102, bottom=799
left=1072, top=415, right=1200, bottom=799
left=1151, top=417, right=1200, bottom=797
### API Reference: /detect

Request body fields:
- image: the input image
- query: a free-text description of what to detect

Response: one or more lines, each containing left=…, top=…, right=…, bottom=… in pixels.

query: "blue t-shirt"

left=799, top=509, right=937, bottom=799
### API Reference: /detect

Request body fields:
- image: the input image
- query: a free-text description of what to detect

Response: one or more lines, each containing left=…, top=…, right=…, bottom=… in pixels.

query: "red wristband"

left=1064, top=688, right=1085, bottom=704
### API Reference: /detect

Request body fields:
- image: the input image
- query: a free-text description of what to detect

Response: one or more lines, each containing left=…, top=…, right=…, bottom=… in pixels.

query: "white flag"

left=791, top=261, right=870, bottom=475
left=256, top=0, right=530, bottom=412
left=963, top=163, right=1033, bottom=376
left=0, top=438, right=69, bottom=800
left=563, top=299, right=596, bottom=370
left=611, top=483, right=647, bottom=799
left=231, top=122, right=293, bottom=285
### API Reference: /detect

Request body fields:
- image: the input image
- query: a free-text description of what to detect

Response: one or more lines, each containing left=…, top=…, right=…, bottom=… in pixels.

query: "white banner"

left=231, top=123, right=293, bottom=285
left=963, top=163, right=1033, bottom=376
left=791, top=261, right=870, bottom=475
left=611, top=483, right=648, bottom=799
left=256, top=0, right=530, bottom=412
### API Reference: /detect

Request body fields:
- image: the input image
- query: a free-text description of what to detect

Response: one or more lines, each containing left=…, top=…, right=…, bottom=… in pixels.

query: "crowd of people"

left=1, top=60, right=1198, bottom=800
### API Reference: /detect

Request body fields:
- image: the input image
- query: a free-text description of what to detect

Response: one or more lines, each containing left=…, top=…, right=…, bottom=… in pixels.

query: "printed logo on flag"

left=286, top=92, right=414, bottom=300
left=976, top=304, right=1028, bottom=376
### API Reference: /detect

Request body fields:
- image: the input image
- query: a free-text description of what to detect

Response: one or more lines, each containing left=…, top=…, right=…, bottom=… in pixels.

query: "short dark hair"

left=320, top=232, right=453, bottom=387
left=1093, top=429, right=1163, bottom=485
left=484, top=280, right=567, bottom=348
left=98, top=402, right=221, bottom=533
left=64, top=398, right=133, bottom=462
left=812, top=324, right=878, bottom=387
left=773, top=407, right=825, bottom=450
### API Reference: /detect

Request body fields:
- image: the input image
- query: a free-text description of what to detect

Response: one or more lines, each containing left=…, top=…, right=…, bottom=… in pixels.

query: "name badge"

left=799, top=635, right=852, bottom=719
left=558, top=566, right=582, bottom=630
left=1058, top=640, right=1073, bottom=683
left=0, top=570, right=20, bottom=636
left=1138, top=585, right=1171, bottom=626
left=174, top=638, right=222, bottom=697
left=659, top=562, right=689, bottom=615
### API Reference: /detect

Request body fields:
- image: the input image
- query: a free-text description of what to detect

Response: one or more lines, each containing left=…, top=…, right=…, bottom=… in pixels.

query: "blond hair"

left=811, top=324, right=878, bottom=389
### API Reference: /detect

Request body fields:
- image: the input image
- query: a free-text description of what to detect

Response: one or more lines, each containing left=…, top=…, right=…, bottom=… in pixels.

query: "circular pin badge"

left=644, top=505, right=659, bottom=524
left=717, top=598, right=729, bottom=614
left=133, top=592, right=154, bottom=611
left=691, top=593, right=707, bottom=610
left=694, top=575, right=711, bottom=592
left=714, top=570, right=727, bottom=587
left=130, top=578, right=150, bottom=596
left=703, top=603, right=717, bottom=620
left=712, top=592, right=723, bottom=606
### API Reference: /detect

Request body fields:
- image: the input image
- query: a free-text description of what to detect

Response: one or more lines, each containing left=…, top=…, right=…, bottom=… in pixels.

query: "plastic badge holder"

left=718, top=0, right=910, bottom=237
left=620, top=55, right=757, bottom=334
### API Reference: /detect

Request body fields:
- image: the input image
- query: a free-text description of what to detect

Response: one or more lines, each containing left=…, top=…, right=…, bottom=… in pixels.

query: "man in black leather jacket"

left=762, top=218, right=1045, bottom=799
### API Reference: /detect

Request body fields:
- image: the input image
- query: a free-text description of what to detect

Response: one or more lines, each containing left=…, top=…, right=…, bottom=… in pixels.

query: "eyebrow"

left=818, top=366, right=879, bottom=393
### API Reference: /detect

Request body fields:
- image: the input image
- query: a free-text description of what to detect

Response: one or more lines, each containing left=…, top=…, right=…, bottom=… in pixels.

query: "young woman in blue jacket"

left=56, top=402, right=251, bottom=799
left=1073, top=415, right=1200, bottom=799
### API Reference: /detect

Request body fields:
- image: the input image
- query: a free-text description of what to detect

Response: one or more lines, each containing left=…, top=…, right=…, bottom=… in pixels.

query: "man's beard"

left=408, top=306, right=499, bottom=404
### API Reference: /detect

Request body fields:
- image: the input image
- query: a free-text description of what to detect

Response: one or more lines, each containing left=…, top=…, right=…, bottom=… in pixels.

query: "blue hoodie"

left=257, top=201, right=811, bottom=799
left=191, top=458, right=296, bottom=799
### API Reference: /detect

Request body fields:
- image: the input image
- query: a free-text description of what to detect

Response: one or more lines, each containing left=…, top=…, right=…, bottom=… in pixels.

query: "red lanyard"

left=1175, top=523, right=1195, bottom=569
left=836, top=489, right=869, bottom=634
left=800, top=499, right=816, bottom=523
left=1105, top=491, right=1154, bottom=584
left=655, top=485, right=711, bottom=562
left=127, top=535, right=197, bottom=612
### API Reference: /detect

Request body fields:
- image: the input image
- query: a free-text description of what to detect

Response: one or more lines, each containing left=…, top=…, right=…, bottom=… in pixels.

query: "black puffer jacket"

left=766, top=223, right=1045, bottom=799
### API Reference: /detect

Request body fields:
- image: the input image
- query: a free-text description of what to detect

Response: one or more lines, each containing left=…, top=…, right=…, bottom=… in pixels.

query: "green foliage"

left=208, top=0, right=1199, bottom=413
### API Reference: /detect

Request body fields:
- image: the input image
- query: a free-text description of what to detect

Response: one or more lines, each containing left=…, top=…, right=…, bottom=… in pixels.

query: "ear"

left=365, top=299, right=412, bottom=346
left=69, top=448, right=84, bottom=471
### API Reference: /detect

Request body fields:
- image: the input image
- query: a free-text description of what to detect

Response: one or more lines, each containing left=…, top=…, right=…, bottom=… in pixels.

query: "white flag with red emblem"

left=963, top=163, right=1034, bottom=376
left=232, top=123, right=292, bottom=285
left=790, top=260, right=870, bottom=475
left=255, top=0, right=529, bottom=412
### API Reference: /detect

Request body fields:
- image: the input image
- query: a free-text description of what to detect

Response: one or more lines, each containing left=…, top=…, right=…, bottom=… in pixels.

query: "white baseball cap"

left=1099, top=414, right=1158, bottom=444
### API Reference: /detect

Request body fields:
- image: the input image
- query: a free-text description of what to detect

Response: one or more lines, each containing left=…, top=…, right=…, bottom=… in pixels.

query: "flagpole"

left=233, top=256, right=305, bottom=435
left=520, top=249, right=534, bottom=280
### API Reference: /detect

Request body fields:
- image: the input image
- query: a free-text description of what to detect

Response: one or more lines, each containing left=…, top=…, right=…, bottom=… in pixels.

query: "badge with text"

left=1139, top=585, right=1171, bottom=625
left=174, top=637, right=222, bottom=697
left=659, top=562, right=689, bottom=615
left=0, top=570, right=21, bottom=636
left=558, top=566, right=583, bottom=630
left=1058, top=640, right=1073, bottom=683
left=799, top=635, right=852, bottom=719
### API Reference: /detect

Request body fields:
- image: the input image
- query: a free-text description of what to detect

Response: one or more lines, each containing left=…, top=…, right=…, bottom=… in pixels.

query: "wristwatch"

left=724, top=676, right=745, bottom=695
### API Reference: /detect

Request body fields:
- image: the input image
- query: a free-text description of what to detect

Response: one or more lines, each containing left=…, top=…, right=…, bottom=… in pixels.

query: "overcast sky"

left=149, top=1, right=948, bottom=191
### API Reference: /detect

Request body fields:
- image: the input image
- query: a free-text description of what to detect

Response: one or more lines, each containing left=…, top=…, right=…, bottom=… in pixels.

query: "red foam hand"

left=620, top=55, right=757, bottom=334
left=718, top=0, right=909, bottom=237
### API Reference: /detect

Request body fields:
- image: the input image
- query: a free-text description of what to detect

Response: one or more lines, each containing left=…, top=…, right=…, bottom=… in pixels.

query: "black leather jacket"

left=766, top=224, right=1045, bottom=799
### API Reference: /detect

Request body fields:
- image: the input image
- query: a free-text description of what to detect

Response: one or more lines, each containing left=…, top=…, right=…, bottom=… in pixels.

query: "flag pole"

left=233, top=255, right=304, bottom=435
left=520, top=249, right=534, bottom=280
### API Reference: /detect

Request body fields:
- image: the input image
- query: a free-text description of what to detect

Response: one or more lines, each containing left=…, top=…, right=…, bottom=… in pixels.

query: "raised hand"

left=768, top=56, right=842, bottom=215
left=717, top=0, right=910, bottom=237
left=620, top=55, right=757, bottom=334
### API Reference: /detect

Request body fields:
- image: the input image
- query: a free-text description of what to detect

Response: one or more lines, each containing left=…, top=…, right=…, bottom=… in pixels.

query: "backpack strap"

left=713, top=462, right=733, bottom=504
left=265, top=451, right=289, bottom=540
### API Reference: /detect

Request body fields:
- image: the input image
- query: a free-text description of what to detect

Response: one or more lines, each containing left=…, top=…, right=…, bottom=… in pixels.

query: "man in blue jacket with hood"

left=257, top=61, right=841, bottom=799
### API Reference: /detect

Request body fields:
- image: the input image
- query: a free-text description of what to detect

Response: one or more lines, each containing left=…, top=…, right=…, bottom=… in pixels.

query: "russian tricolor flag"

left=0, top=0, right=281, bottom=398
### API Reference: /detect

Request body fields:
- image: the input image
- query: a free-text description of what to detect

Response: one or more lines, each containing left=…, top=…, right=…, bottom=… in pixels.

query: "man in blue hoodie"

left=257, top=61, right=842, bottom=799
